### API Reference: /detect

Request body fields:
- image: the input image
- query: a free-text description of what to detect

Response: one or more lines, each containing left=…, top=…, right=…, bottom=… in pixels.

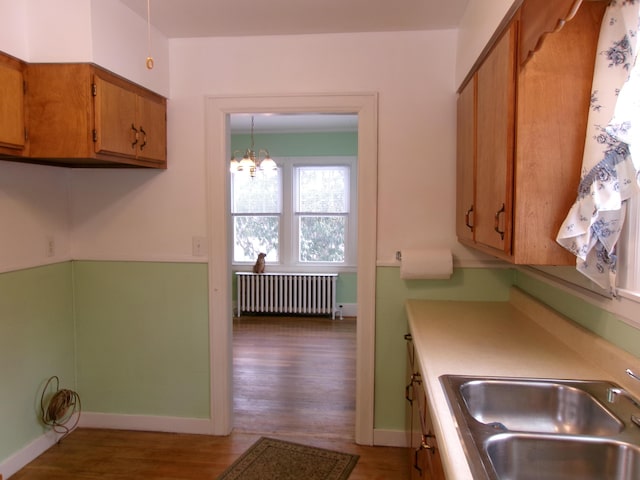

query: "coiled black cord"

left=40, top=376, right=81, bottom=442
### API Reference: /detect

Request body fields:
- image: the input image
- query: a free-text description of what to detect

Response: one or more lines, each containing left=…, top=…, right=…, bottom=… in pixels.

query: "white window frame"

left=618, top=194, right=640, bottom=300
left=232, top=155, right=357, bottom=273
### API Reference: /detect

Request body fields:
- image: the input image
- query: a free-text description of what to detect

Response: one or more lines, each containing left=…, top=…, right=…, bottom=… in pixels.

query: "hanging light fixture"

left=230, top=116, right=277, bottom=177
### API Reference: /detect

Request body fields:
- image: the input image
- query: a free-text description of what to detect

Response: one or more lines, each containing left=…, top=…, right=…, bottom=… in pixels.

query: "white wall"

left=0, top=162, right=71, bottom=273
left=91, top=0, right=170, bottom=96
left=455, top=0, right=517, bottom=88
left=0, top=0, right=27, bottom=59
left=0, top=0, right=169, bottom=96
left=69, top=30, right=485, bottom=265
left=26, top=0, right=93, bottom=62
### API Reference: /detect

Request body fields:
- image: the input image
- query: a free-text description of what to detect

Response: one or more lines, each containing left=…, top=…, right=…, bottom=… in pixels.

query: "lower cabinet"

left=405, top=334, right=446, bottom=480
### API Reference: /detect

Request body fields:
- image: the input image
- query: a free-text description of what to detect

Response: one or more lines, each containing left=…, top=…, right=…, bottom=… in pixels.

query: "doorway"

left=205, top=93, right=378, bottom=445
left=229, top=111, right=358, bottom=438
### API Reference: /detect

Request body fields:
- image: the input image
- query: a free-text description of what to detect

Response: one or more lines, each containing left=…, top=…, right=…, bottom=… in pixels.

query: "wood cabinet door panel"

left=0, top=63, right=25, bottom=149
left=94, top=76, right=137, bottom=158
left=456, top=78, right=476, bottom=243
left=475, top=23, right=516, bottom=253
left=136, top=95, right=166, bottom=163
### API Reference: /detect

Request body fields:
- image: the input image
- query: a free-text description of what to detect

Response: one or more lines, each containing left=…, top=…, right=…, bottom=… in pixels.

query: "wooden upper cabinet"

left=513, top=0, right=606, bottom=264
left=94, top=73, right=166, bottom=164
left=26, top=63, right=166, bottom=168
left=455, top=77, right=475, bottom=244
left=0, top=52, right=27, bottom=155
left=475, top=23, right=516, bottom=254
left=456, top=0, right=607, bottom=265
left=519, top=0, right=583, bottom=65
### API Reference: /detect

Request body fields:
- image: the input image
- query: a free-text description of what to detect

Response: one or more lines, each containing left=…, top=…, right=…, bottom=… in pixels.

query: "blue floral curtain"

left=557, top=0, right=640, bottom=295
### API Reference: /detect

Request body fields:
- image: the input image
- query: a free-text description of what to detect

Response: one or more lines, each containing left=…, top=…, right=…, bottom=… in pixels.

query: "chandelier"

left=229, top=116, right=277, bottom=177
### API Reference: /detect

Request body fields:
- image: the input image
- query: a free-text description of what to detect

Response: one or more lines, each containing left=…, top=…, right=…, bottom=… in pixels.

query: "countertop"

left=405, top=287, right=640, bottom=479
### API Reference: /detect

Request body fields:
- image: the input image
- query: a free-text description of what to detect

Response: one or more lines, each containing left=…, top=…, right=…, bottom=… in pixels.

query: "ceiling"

left=118, top=0, right=469, bottom=132
left=119, top=0, right=470, bottom=39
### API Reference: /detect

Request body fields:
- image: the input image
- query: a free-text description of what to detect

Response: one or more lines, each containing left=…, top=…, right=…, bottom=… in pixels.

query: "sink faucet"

left=626, top=368, right=640, bottom=383
left=606, top=369, right=640, bottom=427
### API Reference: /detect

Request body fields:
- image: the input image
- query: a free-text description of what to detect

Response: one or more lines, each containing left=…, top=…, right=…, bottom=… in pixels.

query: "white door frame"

left=204, top=93, right=378, bottom=445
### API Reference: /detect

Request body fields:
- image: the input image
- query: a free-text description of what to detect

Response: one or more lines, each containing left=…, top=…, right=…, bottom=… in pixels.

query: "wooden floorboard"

left=11, top=316, right=409, bottom=479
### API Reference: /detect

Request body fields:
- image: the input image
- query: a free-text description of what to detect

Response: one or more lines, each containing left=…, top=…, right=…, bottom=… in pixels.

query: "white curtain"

left=557, top=0, right=640, bottom=295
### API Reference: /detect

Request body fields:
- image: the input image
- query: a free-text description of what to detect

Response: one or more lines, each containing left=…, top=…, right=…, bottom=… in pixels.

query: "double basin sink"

left=441, top=375, right=640, bottom=479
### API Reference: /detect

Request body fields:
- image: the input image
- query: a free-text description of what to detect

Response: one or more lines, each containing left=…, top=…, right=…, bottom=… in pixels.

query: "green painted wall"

left=231, top=132, right=358, bottom=157
left=73, top=261, right=210, bottom=418
left=514, top=270, right=640, bottom=358
left=0, top=263, right=75, bottom=462
left=374, top=267, right=515, bottom=431
left=5, top=258, right=640, bottom=465
left=336, top=272, right=356, bottom=304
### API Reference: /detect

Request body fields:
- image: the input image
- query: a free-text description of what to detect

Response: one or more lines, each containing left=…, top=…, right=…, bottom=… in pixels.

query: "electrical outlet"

left=192, top=236, right=207, bottom=257
left=46, top=236, right=55, bottom=257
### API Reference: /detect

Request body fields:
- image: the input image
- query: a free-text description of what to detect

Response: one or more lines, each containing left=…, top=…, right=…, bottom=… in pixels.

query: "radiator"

left=236, top=272, right=338, bottom=318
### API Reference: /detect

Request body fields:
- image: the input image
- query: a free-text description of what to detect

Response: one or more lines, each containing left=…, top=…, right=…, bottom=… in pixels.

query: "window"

left=231, top=157, right=356, bottom=270
left=295, top=166, right=350, bottom=263
left=231, top=167, right=281, bottom=263
left=619, top=195, right=639, bottom=296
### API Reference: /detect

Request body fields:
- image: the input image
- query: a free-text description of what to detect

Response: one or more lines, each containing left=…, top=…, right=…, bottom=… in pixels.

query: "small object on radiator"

left=236, top=272, right=338, bottom=319
left=252, top=253, right=266, bottom=273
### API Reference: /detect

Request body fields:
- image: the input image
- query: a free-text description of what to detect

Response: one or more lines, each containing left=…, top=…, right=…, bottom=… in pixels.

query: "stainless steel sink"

left=459, top=378, right=623, bottom=435
left=486, top=433, right=640, bottom=480
left=440, top=375, right=640, bottom=480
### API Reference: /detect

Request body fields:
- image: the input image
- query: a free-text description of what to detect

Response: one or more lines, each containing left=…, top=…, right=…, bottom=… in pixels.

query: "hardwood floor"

left=11, top=316, right=409, bottom=479
left=233, top=315, right=356, bottom=438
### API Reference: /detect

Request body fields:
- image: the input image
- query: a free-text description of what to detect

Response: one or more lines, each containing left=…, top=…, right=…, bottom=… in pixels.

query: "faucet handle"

left=626, top=369, right=640, bottom=383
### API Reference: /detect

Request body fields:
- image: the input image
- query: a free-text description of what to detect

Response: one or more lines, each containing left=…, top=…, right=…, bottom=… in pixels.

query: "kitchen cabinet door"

left=136, top=94, right=166, bottom=163
left=0, top=53, right=26, bottom=153
left=406, top=334, right=445, bottom=480
left=456, top=76, right=475, bottom=244
left=475, top=23, right=516, bottom=254
left=94, top=75, right=139, bottom=158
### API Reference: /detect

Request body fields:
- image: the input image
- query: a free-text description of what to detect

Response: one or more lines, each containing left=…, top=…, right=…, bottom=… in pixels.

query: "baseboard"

left=78, top=412, right=213, bottom=435
left=0, top=429, right=62, bottom=479
left=335, top=303, right=357, bottom=318
left=372, top=428, right=410, bottom=448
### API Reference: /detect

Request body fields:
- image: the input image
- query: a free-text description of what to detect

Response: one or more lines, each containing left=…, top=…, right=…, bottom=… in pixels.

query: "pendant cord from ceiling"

left=146, top=0, right=154, bottom=69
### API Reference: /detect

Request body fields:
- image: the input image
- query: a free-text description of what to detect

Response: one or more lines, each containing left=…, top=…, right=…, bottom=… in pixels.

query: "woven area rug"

left=217, top=437, right=359, bottom=480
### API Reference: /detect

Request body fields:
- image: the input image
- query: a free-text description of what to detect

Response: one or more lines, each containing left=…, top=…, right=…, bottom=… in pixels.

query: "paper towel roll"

left=400, top=248, right=453, bottom=280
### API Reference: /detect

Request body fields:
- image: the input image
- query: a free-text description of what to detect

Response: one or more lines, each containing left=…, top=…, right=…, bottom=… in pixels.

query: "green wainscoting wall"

left=73, top=261, right=210, bottom=418
left=4, top=259, right=640, bottom=466
left=515, top=270, right=640, bottom=358
left=0, top=263, right=75, bottom=462
left=374, top=267, right=515, bottom=432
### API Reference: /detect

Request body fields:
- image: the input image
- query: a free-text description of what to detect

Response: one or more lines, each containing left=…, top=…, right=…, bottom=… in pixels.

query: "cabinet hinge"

left=92, top=130, right=97, bottom=142
left=23, top=80, right=27, bottom=94
left=92, top=83, right=97, bottom=97
left=24, top=127, right=28, bottom=141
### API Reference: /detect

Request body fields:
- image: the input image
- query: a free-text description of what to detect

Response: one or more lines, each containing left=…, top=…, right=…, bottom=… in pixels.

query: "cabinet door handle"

left=405, top=380, right=414, bottom=405
left=465, top=205, right=474, bottom=231
left=494, top=203, right=505, bottom=240
left=139, top=126, right=147, bottom=151
left=131, top=124, right=139, bottom=149
left=413, top=448, right=423, bottom=475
